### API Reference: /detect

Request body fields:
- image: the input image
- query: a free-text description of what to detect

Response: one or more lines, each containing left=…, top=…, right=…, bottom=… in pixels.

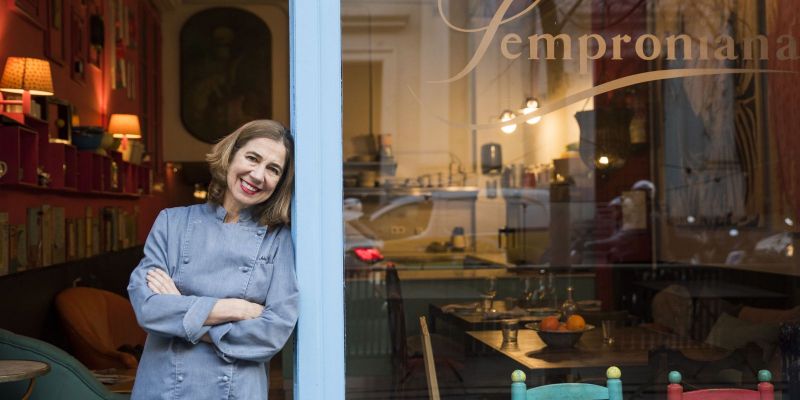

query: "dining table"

left=467, top=325, right=731, bottom=380
left=428, top=302, right=559, bottom=334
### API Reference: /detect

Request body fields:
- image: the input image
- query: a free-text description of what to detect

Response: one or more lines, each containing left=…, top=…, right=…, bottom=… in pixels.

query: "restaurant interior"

left=341, top=0, right=800, bottom=398
left=1, top=0, right=800, bottom=399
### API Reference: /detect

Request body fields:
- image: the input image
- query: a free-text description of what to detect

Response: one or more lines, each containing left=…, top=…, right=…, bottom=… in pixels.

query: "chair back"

left=511, top=367, right=623, bottom=400
left=419, top=316, right=440, bottom=400
left=0, top=328, right=127, bottom=400
left=55, top=287, right=146, bottom=369
left=385, top=265, right=408, bottom=370
left=666, top=370, right=775, bottom=400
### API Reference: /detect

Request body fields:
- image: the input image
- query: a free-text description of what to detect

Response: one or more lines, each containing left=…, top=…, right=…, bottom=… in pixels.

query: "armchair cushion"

left=55, top=287, right=146, bottom=370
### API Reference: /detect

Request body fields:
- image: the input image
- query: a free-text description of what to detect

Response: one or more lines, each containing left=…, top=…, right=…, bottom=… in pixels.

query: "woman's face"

left=224, top=137, right=287, bottom=213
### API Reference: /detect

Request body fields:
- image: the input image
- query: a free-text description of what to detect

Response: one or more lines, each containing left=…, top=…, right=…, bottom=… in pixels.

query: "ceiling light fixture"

left=521, top=97, right=541, bottom=125
left=500, top=110, right=517, bottom=134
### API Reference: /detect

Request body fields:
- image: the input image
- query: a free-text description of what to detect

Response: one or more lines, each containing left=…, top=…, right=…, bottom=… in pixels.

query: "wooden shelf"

left=0, top=182, right=143, bottom=199
left=1, top=126, right=150, bottom=198
left=344, top=161, right=398, bottom=176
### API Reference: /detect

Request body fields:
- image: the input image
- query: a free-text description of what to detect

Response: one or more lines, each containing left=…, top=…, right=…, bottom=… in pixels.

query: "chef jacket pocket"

left=242, top=259, right=274, bottom=304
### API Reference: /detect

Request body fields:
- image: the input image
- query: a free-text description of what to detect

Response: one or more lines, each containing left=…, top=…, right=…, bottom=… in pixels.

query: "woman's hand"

left=205, top=299, right=265, bottom=325
left=146, top=268, right=263, bottom=325
left=147, top=268, right=181, bottom=295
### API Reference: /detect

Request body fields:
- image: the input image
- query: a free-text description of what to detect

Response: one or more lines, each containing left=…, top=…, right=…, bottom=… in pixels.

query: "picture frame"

left=179, top=7, right=272, bottom=143
left=127, top=61, right=135, bottom=99
left=87, top=0, right=103, bottom=68
left=45, top=0, right=65, bottom=65
left=70, top=4, right=87, bottom=82
left=10, top=0, right=46, bottom=29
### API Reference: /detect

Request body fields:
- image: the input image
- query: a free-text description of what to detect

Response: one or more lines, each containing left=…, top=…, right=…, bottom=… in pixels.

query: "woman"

left=127, top=120, right=298, bottom=399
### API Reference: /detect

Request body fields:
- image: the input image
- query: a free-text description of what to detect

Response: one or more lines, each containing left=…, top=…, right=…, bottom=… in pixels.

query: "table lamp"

left=0, top=57, right=54, bottom=122
left=108, top=113, right=142, bottom=161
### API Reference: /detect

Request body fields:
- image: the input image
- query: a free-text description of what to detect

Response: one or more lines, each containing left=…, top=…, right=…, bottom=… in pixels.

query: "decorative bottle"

left=560, top=286, right=578, bottom=320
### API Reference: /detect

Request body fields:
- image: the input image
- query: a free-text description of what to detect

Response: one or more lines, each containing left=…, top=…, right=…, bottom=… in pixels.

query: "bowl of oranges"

left=526, top=315, right=594, bottom=348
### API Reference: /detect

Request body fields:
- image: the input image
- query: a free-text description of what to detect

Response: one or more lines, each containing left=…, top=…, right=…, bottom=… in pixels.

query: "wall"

left=0, top=0, right=146, bottom=126
left=161, top=2, right=289, bottom=162
left=0, top=1, right=178, bottom=243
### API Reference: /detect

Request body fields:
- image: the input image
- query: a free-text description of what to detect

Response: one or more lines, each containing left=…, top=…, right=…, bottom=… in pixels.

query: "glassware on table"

left=517, top=277, right=533, bottom=309
left=485, top=276, right=497, bottom=298
left=504, top=297, right=516, bottom=311
left=601, top=319, right=615, bottom=345
left=501, top=319, right=520, bottom=348
left=480, top=293, right=495, bottom=313
left=543, top=272, right=558, bottom=308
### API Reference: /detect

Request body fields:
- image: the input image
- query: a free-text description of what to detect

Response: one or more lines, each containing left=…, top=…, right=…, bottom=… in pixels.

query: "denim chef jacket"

left=128, top=203, right=298, bottom=400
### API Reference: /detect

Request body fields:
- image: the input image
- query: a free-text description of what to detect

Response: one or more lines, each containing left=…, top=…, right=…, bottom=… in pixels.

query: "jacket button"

left=221, top=376, right=229, bottom=382
left=183, top=257, right=189, bottom=264
left=257, top=230, right=265, bottom=236
left=177, top=375, right=183, bottom=382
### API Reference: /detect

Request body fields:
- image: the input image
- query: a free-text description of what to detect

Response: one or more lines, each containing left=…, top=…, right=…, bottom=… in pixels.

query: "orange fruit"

left=566, top=315, right=586, bottom=331
left=557, top=323, right=569, bottom=331
left=540, top=316, right=560, bottom=331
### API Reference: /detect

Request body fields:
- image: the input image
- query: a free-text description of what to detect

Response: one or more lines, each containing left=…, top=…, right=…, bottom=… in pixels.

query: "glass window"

left=342, top=0, right=800, bottom=397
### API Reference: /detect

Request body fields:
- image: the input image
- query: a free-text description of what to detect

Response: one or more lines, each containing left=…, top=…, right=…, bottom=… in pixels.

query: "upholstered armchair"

left=0, top=328, right=128, bottom=400
left=55, top=287, right=146, bottom=370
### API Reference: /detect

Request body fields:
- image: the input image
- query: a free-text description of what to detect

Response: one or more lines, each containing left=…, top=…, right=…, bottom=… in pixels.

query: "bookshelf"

left=1, top=125, right=151, bottom=196
left=0, top=123, right=156, bottom=277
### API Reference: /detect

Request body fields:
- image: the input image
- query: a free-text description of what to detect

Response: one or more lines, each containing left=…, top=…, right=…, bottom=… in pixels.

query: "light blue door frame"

left=290, top=0, right=345, bottom=398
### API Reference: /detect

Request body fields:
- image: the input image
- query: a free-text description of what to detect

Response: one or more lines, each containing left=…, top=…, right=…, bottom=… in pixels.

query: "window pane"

left=342, top=0, right=800, bottom=398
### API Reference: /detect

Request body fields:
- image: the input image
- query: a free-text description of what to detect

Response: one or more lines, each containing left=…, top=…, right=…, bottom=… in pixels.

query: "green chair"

left=0, top=328, right=128, bottom=400
left=511, top=367, right=624, bottom=400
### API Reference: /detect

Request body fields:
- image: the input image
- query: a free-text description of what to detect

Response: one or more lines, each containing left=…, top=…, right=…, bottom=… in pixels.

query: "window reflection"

left=342, top=0, right=800, bottom=397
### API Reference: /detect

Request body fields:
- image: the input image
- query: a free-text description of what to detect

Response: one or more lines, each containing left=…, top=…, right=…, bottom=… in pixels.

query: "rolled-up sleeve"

left=128, top=209, right=219, bottom=343
left=208, top=228, right=299, bottom=363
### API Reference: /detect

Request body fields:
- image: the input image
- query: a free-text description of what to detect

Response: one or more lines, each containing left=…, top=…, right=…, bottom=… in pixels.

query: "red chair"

left=667, top=370, right=774, bottom=400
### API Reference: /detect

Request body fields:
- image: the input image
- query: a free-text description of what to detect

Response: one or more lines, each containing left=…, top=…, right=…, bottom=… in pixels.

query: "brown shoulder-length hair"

left=205, top=120, right=294, bottom=226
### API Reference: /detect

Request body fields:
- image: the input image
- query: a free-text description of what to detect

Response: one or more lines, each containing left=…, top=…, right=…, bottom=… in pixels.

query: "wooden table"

left=93, top=368, right=136, bottom=394
left=428, top=303, right=558, bottom=333
left=467, top=326, right=730, bottom=372
left=0, top=360, right=51, bottom=400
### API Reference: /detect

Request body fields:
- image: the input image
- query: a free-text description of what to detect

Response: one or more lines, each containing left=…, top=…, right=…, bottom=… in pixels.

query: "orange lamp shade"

left=0, top=57, right=54, bottom=96
left=108, top=114, right=142, bottom=139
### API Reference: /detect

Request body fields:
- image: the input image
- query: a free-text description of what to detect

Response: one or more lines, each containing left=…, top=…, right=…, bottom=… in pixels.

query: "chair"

left=0, top=328, right=128, bottom=400
left=510, top=367, right=623, bottom=400
left=666, top=370, right=774, bottom=400
left=54, top=287, right=146, bottom=370
left=419, top=316, right=439, bottom=400
left=386, top=265, right=462, bottom=389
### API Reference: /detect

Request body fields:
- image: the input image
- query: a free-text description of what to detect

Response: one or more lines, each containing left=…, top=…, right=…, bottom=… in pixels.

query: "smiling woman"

left=206, top=120, right=295, bottom=226
left=126, top=119, right=297, bottom=400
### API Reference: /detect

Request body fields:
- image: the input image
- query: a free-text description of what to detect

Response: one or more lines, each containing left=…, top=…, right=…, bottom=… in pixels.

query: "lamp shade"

left=108, top=114, right=141, bottom=139
left=0, top=57, right=54, bottom=96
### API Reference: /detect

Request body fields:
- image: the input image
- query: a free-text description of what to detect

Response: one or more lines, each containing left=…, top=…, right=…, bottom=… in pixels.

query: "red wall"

left=0, top=0, right=139, bottom=125
left=0, top=2, right=184, bottom=244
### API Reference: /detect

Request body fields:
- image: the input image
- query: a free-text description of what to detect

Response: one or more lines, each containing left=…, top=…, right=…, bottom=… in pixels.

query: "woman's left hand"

left=147, top=268, right=182, bottom=295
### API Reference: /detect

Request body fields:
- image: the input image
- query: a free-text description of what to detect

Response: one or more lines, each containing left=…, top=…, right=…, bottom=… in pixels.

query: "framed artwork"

left=180, top=7, right=272, bottom=143
left=45, top=0, right=65, bottom=65
left=127, top=61, right=135, bottom=99
left=87, top=0, right=103, bottom=68
left=70, top=4, right=87, bottom=82
left=10, top=0, right=46, bottom=29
